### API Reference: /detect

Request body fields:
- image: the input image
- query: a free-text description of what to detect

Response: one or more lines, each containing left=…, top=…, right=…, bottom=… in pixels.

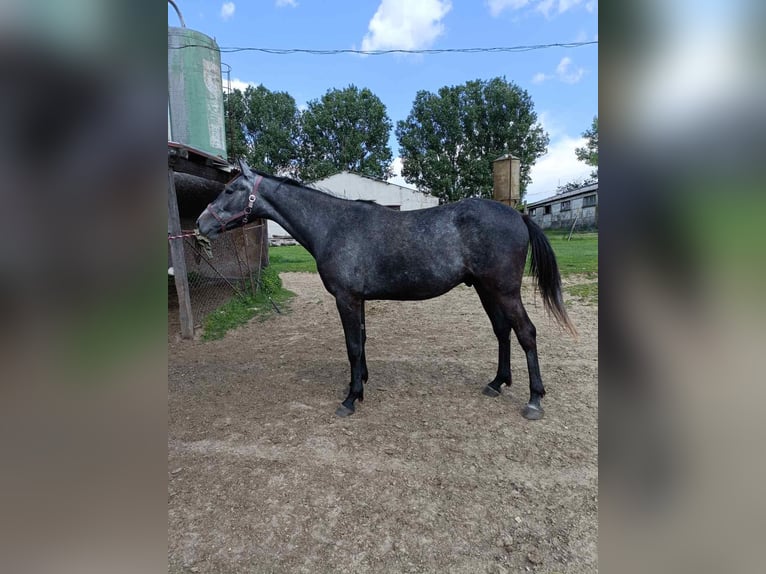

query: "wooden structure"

left=168, top=142, right=234, bottom=338
left=492, top=154, right=521, bottom=208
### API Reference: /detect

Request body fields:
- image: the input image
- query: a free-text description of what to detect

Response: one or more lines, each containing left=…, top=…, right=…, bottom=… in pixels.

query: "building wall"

left=528, top=193, right=598, bottom=230
left=268, top=172, right=438, bottom=240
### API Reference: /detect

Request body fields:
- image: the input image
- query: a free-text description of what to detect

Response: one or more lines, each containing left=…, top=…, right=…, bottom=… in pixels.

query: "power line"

left=168, top=41, right=597, bottom=55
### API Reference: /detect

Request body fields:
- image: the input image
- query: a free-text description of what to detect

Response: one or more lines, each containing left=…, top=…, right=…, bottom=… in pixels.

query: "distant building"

left=525, top=182, right=598, bottom=230
left=268, top=171, right=439, bottom=244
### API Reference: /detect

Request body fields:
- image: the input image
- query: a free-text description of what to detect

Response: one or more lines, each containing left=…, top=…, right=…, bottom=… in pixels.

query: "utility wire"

left=168, top=41, right=597, bottom=55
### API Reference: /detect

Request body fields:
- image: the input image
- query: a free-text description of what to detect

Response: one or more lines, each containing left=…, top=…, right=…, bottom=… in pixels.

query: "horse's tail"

left=522, top=214, right=578, bottom=337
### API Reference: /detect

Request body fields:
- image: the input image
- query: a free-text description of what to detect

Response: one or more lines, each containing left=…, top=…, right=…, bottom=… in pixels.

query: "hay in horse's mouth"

left=193, top=228, right=214, bottom=260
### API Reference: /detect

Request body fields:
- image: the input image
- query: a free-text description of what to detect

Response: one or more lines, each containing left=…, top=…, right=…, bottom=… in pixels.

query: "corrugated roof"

left=525, top=182, right=598, bottom=208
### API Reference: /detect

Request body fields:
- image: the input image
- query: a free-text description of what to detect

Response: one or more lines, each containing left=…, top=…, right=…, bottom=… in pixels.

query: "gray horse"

left=197, top=162, right=576, bottom=419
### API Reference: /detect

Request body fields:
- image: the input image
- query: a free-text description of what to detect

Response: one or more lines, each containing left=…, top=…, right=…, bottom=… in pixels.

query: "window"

left=544, top=205, right=551, bottom=215
left=582, top=195, right=597, bottom=207
left=529, top=208, right=536, bottom=216
left=560, top=200, right=571, bottom=211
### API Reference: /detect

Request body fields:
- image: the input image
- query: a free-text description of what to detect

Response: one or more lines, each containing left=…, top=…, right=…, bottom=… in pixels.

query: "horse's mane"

left=250, top=169, right=371, bottom=202
left=250, top=169, right=310, bottom=192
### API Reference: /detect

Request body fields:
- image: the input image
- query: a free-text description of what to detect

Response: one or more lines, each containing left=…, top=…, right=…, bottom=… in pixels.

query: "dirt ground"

left=168, top=272, right=597, bottom=573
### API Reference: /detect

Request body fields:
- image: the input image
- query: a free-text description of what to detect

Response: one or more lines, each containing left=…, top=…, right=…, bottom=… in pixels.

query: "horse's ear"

left=237, top=158, right=251, bottom=174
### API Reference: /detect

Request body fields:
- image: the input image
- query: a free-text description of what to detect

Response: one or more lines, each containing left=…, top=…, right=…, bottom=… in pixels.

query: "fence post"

left=567, top=214, right=580, bottom=241
left=168, top=167, right=195, bottom=339
left=259, top=218, right=270, bottom=267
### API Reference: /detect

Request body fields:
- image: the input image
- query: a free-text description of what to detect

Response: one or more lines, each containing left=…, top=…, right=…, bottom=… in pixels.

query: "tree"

left=575, top=116, right=598, bottom=178
left=297, top=85, right=393, bottom=181
left=223, top=85, right=300, bottom=175
left=396, top=77, right=549, bottom=203
left=223, top=90, right=248, bottom=161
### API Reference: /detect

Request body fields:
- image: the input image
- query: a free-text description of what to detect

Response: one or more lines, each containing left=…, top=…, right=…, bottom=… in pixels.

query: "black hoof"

left=482, top=385, right=501, bottom=398
left=522, top=403, right=545, bottom=420
left=335, top=404, right=355, bottom=417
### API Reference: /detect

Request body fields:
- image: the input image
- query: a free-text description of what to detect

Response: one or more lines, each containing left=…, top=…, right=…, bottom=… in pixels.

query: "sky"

left=169, top=0, right=598, bottom=202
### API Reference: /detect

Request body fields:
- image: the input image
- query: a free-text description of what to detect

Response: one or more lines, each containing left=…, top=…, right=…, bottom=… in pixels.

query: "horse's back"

left=453, top=196, right=526, bottom=230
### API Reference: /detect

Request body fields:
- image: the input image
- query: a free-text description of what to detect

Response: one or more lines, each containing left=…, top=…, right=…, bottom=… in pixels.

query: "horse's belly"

left=364, top=267, right=464, bottom=301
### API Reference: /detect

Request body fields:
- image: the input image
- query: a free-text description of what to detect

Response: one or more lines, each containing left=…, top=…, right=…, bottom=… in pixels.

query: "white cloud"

left=525, top=133, right=593, bottom=201
left=387, top=157, right=409, bottom=187
left=524, top=111, right=594, bottom=201
left=361, top=0, right=452, bottom=51
left=556, top=0, right=584, bottom=15
left=533, top=57, right=586, bottom=84
left=537, top=110, right=564, bottom=138
left=276, top=0, right=298, bottom=7
left=487, top=0, right=529, bottom=18
left=574, top=29, right=589, bottom=43
left=220, top=2, right=235, bottom=21
left=225, top=77, right=255, bottom=92
left=535, top=0, right=555, bottom=17
left=489, top=0, right=588, bottom=18
left=556, top=56, right=585, bottom=83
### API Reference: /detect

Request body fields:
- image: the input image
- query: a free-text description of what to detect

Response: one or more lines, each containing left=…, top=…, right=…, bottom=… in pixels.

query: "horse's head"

left=196, top=159, right=265, bottom=238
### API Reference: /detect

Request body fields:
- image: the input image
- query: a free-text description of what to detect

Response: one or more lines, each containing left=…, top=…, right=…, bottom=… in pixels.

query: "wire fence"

left=168, top=221, right=268, bottom=333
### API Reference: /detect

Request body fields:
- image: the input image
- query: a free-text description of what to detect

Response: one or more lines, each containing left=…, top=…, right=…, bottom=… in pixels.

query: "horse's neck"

left=260, top=181, right=337, bottom=256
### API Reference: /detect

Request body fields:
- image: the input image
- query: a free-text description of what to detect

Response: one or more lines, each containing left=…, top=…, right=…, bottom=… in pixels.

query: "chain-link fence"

left=168, top=221, right=268, bottom=334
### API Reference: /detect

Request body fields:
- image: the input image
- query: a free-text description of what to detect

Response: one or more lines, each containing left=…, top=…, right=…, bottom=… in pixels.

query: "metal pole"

left=168, top=0, right=186, bottom=27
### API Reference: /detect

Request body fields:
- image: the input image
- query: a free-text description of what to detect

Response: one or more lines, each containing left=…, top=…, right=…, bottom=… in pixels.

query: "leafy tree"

left=396, top=77, right=549, bottom=203
left=223, top=90, right=248, bottom=161
left=223, top=85, right=300, bottom=174
left=575, top=116, right=598, bottom=178
left=297, top=85, right=393, bottom=181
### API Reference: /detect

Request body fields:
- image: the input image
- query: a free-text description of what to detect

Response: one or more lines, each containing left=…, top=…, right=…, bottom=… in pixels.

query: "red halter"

left=204, top=174, right=263, bottom=233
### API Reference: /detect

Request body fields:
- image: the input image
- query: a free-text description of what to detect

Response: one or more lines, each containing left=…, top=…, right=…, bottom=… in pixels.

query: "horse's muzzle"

left=195, top=213, right=220, bottom=239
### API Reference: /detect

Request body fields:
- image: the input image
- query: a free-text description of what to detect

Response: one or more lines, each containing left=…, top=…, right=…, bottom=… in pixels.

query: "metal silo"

left=168, top=5, right=227, bottom=159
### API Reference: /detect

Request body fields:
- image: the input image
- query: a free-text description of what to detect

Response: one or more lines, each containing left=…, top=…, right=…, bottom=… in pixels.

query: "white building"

left=269, top=171, right=439, bottom=244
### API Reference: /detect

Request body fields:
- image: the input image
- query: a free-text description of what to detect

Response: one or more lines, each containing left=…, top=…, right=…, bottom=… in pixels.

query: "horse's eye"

left=225, top=188, right=234, bottom=195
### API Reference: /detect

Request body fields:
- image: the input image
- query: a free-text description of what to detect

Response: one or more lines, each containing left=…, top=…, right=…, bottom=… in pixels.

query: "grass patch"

left=202, top=266, right=295, bottom=341
left=268, top=245, right=318, bottom=273
left=567, top=281, right=599, bottom=305
left=543, top=231, right=598, bottom=277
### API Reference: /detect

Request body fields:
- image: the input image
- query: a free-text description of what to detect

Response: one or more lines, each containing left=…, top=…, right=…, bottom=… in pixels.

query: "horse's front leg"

left=335, top=294, right=365, bottom=417
left=361, top=301, right=368, bottom=384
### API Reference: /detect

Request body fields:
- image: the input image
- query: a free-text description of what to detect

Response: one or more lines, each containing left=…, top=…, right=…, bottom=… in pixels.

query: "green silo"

left=168, top=26, right=227, bottom=159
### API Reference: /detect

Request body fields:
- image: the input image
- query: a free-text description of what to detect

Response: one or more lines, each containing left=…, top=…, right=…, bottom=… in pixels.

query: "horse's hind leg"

left=361, top=301, right=368, bottom=384
left=475, top=287, right=512, bottom=397
left=504, top=298, right=546, bottom=420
